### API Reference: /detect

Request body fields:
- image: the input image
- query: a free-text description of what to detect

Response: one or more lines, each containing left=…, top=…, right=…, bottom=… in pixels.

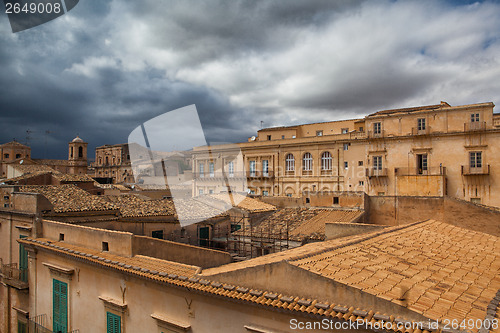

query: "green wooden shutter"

left=53, top=279, right=68, bottom=333
left=17, top=321, right=27, bottom=333
left=106, top=312, right=121, bottom=333
left=19, top=235, right=28, bottom=282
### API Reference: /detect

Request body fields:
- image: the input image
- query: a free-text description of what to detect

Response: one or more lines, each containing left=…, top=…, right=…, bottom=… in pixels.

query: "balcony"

left=0, top=260, right=28, bottom=289
left=461, top=164, right=490, bottom=176
left=493, top=115, right=500, bottom=127
left=367, top=130, right=385, bottom=138
left=365, top=168, right=388, bottom=177
left=28, top=314, right=80, bottom=333
left=247, top=170, right=274, bottom=179
left=464, top=121, right=486, bottom=132
left=395, top=167, right=445, bottom=176
left=411, top=126, right=431, bottom=136
left=194, top=172, right=246, bottom=180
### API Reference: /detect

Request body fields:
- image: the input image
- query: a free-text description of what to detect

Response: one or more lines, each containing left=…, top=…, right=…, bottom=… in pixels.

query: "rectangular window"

left=417, top=154, right=428, bottom=174
left=341, top=128, right=349, bottom=134
left=262, top=160, right=269, bottom=176
left=4, top=203, right=9, bottom=208
left=19, top=235, right=28, bottom=282
left=199, top=163, right=204, bottom=178
left=373, top=122, right=381, bottom=134
left=267, top=135, right=271, bottom=140
left=470, top=152, right=482, bottom=168
left=417, top=118, right=426, bottom=130
left=209, top=189, right=214, bottom=194
left=344, top=161, right=348, bottom=169
left=262, top=190, right=269, bottom=196
left=316, top=130, right=323, bottom=136
left=343, top=143, right=349, bottom=151
left=281, top=135, right=285, bottom=139
left=53, top=279, right=68, bottom=333
left=18, top=320, right=27, bottom=333
left=359, top=127, right=364, bottom=132
left=373, top=156, right=383, bottom=170
left=249, top=160, right=256, bottom=176
left=151, top=230, right=164, bottom=239
left=209, top=162, right=214, bottom=177
left=359, top=181, right=364, bottom=186
left=471, top=113, right=480, bottom=122
left=198, top=189, right=204, bottom=195
left=358, top=161, right=363, bottom=166
left=228, top=161, right=234, bottom=177
left=106, top=312, right=121, bottom=333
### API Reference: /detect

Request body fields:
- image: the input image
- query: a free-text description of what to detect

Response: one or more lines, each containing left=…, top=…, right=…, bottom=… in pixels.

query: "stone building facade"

left=93, top=143, right=134, bottom=183
left=192, top=101, right=500, bottom=207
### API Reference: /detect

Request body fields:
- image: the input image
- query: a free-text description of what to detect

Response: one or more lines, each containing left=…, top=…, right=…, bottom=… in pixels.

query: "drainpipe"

left=337, top=149, right=340, bottom=191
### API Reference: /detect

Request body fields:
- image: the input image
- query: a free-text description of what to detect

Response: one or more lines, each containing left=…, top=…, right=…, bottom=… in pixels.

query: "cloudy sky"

left=1, top=0, right=500, bottom=159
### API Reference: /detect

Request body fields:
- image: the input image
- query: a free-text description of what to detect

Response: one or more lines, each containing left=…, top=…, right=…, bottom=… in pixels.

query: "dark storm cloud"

left=1, top=0, right=500, bottom=160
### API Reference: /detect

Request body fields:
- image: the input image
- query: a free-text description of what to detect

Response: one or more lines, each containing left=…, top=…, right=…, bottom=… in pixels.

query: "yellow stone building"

left=193, top=101, right=500, bottom=207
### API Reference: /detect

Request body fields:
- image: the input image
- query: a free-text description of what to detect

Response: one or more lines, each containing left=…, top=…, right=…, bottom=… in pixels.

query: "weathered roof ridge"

left=20, top=237, right=437, bottom=333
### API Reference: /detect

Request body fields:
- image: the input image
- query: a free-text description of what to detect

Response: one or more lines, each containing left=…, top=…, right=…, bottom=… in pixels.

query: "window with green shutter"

left=106, top=312, right=121, bottom=333
left=19, top=235, right=28, bottom=282
left=53, top=279, right=68, bottom=333
left=17, top=320, right=27, bottom=333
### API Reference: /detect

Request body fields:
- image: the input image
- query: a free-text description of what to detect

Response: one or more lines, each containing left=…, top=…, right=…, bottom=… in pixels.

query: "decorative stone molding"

left=151, top=313, right=191, bottom=333
left=42, top=262, right=74, bottom=280
left=99, top=296, right=127, bottom=313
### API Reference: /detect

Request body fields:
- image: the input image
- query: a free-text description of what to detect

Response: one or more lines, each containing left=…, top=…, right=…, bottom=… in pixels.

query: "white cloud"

left=94, top=0, right=500, bottom=125
left=66, top=56, right=120, bottom=78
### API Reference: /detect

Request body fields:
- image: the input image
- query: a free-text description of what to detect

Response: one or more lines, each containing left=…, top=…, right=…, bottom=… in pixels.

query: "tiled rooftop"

left=290, top=210, right=364, bottom=241
left=23, top=238, right=200, bottom=277
left=234, top=208, right=359, bottom=241
left=33, top=158, right=72, bottom=166
left=291, top=220, right=500, bottom=326
left=207, top=193, right=276, bottom=212
left=3, top=171, right=53, bottom=183
left=20, top=236, right=441, bottom=333
left=53, top=173, right=95, bottom=182
left=9, top=164, right=57, bottom=175
left=173, top=198, right=228, bottom=221
left=103, top=194, right=175, bottom=217
left=0, top=141, right=30, bottom=148
left=20, top=185, right=118, bottom=213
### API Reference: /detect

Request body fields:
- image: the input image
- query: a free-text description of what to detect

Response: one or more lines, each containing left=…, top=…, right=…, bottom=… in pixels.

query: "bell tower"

left=68, top=136, right=88, bottom=174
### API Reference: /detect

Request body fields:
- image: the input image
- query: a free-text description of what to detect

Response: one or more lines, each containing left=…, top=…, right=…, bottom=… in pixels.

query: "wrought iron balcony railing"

left=464, top=121, right=486, bottom=132
left=0, top=261, right=28, bottom=287
left=461, top=164, right=490, bottom=175
left=394, top=167, right=445, bottom=176
left=367, top=130, right=385, bottom=138
left=365, top=168, right=388, bottom=177
left=411, top=126, right=431, bottom=135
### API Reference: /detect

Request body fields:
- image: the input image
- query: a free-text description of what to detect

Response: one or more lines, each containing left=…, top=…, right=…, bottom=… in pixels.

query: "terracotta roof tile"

left=205, top=193, right=276, bottom=212
left=53, top=173, right=95, bottom=182
left=20, top=185, right=118, bottom=213
left=103, top=194, right=175, bottom=217
left=291, top=220, right=500, bottom=324
left=234, top=208, right=362, bottom=241
left=9, top=164, right=57, bottom=175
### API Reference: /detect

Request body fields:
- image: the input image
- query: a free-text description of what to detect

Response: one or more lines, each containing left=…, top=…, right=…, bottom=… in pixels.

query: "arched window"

left=321, top=152, right=332, bottom=171
left=78, top=146, right=83, bottom=158
left=285, top=154, right=295, bottom=171
left=303, top=153, right=313, bottom=171
left=70, top=147, right=73, bottom=158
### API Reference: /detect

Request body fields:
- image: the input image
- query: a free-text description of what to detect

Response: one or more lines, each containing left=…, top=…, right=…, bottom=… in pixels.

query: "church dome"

left=72, top=136, right=84, bottom=143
